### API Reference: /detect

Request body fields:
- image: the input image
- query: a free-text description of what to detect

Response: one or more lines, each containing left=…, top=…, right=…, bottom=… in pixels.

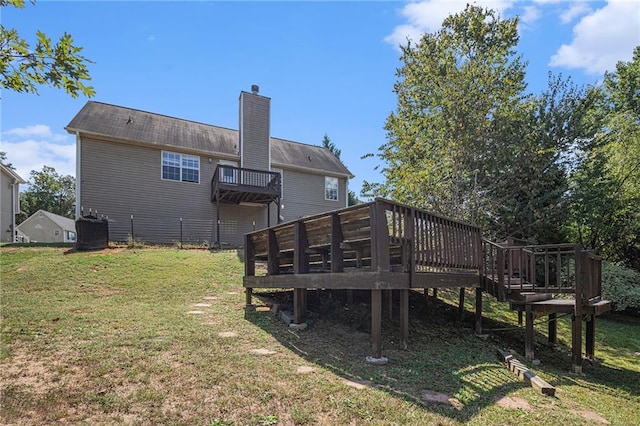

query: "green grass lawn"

left=1, top=246, right=639, bottom=425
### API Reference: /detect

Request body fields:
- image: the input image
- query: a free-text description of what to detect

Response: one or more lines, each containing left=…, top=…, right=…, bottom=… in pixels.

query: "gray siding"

left=16, top=214, right=65, bottom=243
left=239, top=91, right=270, bottom=171
left=0, top=172, right=14, bottom=242
left=276, top=168, right=347, bottom=221
left=79, top=137, right=270, bottom=245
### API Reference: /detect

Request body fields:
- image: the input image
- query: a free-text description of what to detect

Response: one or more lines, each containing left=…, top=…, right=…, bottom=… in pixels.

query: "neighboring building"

left=0, top=163, right=26, bottom=242
left=65, top=86, right=353, bottom=245
left=16, top=210, right=77, bottom=243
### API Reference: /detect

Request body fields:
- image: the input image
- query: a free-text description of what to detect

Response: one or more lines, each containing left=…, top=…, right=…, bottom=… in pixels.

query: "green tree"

left=569, top=47, right=640, bottom=266
left=321, top=133, right=359, bottom=205
left=18, top=166, right=75, bottom=222
left=363, top=5, right=527, bottom=226
left=1, top=0, right=94, bottom=97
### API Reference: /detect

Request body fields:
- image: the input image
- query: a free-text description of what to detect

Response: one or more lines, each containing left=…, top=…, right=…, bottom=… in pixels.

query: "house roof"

left=0, top=163, right=27, bottom=184
left=18, top=210, right=76, bottom=232
left=66, top=101, right=353, bottom=178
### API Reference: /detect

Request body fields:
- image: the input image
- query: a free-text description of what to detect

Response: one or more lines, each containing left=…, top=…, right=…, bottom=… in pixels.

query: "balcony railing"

left=211, top=165, right=281, bottom=204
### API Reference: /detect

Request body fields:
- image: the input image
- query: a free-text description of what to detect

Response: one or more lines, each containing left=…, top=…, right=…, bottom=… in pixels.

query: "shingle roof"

left=33, top=210, right=76, bottom=231
left=1, top=163, right=27, bottom=183
left=66, top=101, right=353, bottom=177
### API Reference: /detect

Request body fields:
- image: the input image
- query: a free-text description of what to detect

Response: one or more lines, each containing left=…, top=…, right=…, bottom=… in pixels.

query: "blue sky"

left=2, top=0, right=639, bottom=197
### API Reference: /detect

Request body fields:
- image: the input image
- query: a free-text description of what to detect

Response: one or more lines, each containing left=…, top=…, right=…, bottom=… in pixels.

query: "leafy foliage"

left=568, top=47, right=640, bottom=266
left=602, top=261, right=640, bottom=312
left=18, top=165, right=75, bottom=222
left=0, top=0, right=94, bottom=97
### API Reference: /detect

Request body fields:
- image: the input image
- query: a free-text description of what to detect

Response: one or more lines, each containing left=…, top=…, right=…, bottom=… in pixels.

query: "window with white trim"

left=162, top=151, right=200, bottom=183
left=218, top=160, right=238, bottom=184
left=325, top=176, right=338, bottom=201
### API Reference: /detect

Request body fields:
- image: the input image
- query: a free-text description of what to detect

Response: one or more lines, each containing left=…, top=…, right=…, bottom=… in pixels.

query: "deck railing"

left=211, top=165, right=281, bottom=201
left=244, top=198, right=482, bottom=278
left=482, top=239, right=602, bottom=302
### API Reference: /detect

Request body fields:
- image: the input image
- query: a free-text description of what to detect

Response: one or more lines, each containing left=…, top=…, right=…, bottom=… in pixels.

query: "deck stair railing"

left=481, top=239, right=603, bottom=304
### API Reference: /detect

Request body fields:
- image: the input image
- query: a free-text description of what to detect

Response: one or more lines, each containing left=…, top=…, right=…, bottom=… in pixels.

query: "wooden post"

left=293, top=221, right=309, bottom=274
left=293, top=288, right=307, bottom=324
left=475, top=287, right=483, bottom=335
left=385, top=290, right=393, bottom=321
left=585, top=314, right=595, bottom=360
left=548, top=313, right=557, bottom=345
left=371, top=289, right=382, bottom=358
left=244, top=234, right=255, bottom=307
left=525, top=304, right=535, bottom=360
left=432, top=288, right=438, bottom=299
left=330, top=213, right=344, bottom=273
left=370, top=202, right=390, bottom=271
left=267, top=229, right=279, bottom=275
left=400, top=289, right=409, bottom=349
left=571, top=313, right=583, bottom=373
left=458, top=287, right=465, bottom=323
left=572, top=244, right=584, bottom=373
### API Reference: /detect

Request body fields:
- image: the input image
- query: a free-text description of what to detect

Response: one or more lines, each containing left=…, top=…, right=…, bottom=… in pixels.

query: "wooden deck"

left=243, top=198, right=610, bottom=372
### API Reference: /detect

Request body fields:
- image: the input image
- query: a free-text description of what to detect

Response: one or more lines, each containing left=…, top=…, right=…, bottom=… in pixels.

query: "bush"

left=601, top=261, right=640, bottom=312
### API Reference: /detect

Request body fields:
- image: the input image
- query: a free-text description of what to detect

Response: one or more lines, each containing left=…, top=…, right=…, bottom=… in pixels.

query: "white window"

left=162, top=151, right=200, bottom=183
left=325, top=176, right=338, bottom=201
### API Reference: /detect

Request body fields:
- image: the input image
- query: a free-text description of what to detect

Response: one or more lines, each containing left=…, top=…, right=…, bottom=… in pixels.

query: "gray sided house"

left=66, top=88, right=353, bottom=245
left=16, top=210, right=77, bottom=243
left=0, top=164, right=26, bottom=242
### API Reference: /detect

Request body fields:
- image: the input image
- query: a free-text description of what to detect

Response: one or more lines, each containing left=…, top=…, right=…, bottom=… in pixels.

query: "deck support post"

left=585, top=314, right=595, bottom=360
left=245, top=288, right=253, bottom=306
left=385, top=290, right=393, bottom=321
left=293, top=288, right=307, bottom=324
left=432, top=288, right=438, bottom=299
left=525, top=304, right=535, bottom=360
left=458, top=288, right=465, bottom=323
left=548, top=313, right=557, bottom=345
left=371, top=289, right=382, bottom=358
left=571, top=313, right=583, bottom=373
left=400, top=289, right=409, bottom=349
left=244, top=234, right=255, bottom=308
left=474, top=287, right=483, bottom=335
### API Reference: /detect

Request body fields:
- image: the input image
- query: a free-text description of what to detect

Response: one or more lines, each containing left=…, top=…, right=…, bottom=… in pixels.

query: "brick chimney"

left=239, top=85, right=270, bottom=170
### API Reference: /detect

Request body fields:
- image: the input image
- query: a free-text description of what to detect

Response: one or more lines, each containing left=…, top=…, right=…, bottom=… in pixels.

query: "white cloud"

left=384, top=0, right=515, bottom=49
left=521, top=5, right=542, bottom=24
left=1, top=125, right=75, bottom=184
left=559, top=2, right=591, bottom=24
left=549, top=0, right=640, bottom=75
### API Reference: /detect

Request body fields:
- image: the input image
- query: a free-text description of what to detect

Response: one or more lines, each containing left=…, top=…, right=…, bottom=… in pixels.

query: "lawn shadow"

left=246, top=288, right=553, bottom=423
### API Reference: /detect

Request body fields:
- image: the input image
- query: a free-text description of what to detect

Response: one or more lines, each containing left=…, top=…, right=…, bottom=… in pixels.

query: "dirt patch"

left=218, top=332, right=238, bottom=338
left=296, top=366, right=315, bottom=374
left=572, top=410, right=610, bottom=424
left=497, top=396, right=532, bottom=410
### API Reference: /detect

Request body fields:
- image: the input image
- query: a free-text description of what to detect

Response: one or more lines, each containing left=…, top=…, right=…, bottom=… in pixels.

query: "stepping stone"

left=194, top=303, right=211, bottom=307
left=186, top=310, right=205, bottom=315
left=226, top=292, right=240, bottom=295
left=572, top=410, right=610, bottom=424
left=218, top=331, right=238, bottom=338
left=497, top=396, right=532, bottom=410
left=422, top=390, right=453, bottom=404
left=343, top=379, right=373, bottom=390
left=202, top=296, right=217, bottom=300
left=249, top=348, right=277, bottom=355
left=296, top=366, right=315, bottom=374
